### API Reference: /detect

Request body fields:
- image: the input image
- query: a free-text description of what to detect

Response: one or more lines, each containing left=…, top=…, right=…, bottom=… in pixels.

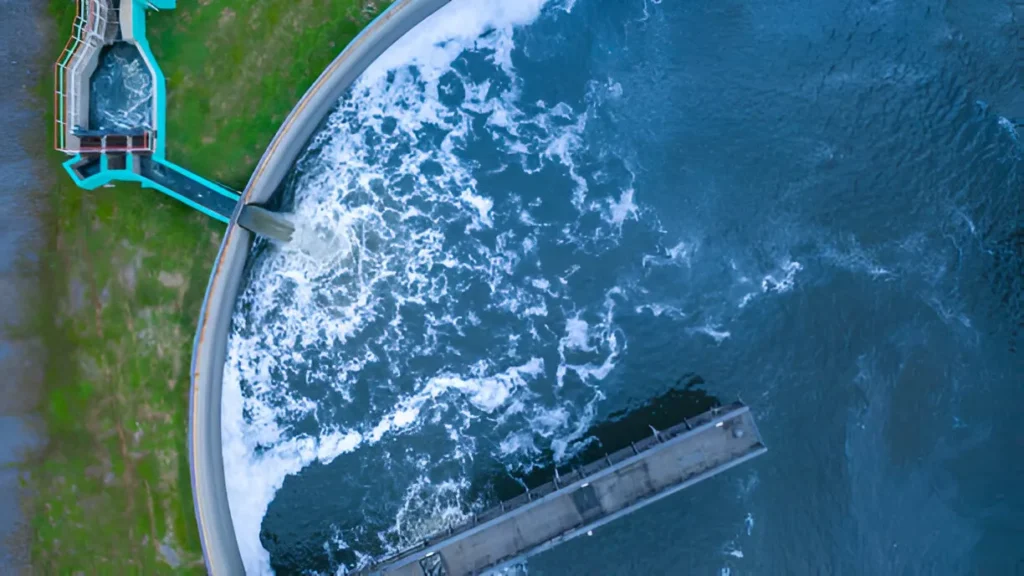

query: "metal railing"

left=53, top=0, right=112, bottom=152
left=76, top=131, right=153, bottom=153
left=360, top=402, right=750, bottom=574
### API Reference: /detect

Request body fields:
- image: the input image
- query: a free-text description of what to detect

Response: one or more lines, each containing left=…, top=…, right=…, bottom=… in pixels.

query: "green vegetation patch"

left=28, top=0, right=386, bottom=572
left=150, top=0, right=387, bottom=189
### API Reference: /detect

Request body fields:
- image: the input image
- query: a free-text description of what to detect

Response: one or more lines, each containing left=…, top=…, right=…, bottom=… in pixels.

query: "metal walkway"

left=361, top=402, right=766, bottom=576
left=137, top=157, right=238, bottom=221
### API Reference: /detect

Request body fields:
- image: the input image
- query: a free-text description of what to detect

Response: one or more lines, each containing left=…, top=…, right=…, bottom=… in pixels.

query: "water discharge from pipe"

left=238, top=204, right=354, bottom=264
left=237, top=205, right=295, bottom=244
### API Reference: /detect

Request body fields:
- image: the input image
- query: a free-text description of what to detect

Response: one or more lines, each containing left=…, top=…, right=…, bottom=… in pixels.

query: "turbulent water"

left=222, top=0, right=1023, bottom=574
left=89, top=42, right=154, bottom=133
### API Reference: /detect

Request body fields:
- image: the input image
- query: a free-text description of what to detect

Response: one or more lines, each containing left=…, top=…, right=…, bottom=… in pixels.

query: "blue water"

left=222, top=0, right=1023, bottom=574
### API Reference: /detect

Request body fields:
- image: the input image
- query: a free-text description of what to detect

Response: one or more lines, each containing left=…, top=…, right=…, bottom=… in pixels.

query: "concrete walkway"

left=362, top=404, right=766, bottom=576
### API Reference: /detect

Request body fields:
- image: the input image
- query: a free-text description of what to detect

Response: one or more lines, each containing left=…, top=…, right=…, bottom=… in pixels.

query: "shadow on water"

left=260, top=375, right=721, bottom=574
left=479, top=374, right=721, bottom=502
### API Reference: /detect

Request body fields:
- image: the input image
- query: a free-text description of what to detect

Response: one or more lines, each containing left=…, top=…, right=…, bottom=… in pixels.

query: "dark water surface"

left=0, top=0, right=51, bottom=570
left=223, top=0, right=1023, bottom=574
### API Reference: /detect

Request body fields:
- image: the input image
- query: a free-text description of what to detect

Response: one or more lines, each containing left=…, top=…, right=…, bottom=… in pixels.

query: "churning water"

left=222, top=0, right=1023, bottom=574
left=89, top=42, right=153, bottom=133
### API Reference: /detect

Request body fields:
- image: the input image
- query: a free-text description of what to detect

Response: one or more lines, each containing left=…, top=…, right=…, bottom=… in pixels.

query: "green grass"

left=149, top=0, right=384, bottom=189
left=29, top=0, right=385, bottom=572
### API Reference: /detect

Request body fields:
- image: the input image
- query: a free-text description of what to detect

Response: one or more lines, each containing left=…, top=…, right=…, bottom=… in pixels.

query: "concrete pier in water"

left=56, top=2, right=769, bottom=573
left=361, top=402, right=766, bottom=576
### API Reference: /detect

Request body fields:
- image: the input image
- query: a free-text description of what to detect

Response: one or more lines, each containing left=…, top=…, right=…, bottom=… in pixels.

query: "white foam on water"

left=731, top=257, right=805, bottom=310
left=365, top=0, right=556, bottom=84
left=220, top=0, right=637, bottom=570
left=695, top=322, right=731, bottom=343
left=561, top=317, right=595, bottom=352
left=737, top=292, right=757, bottom=309
left=642, top=239, right=697, bottom=268
left=285, top=212, right=357, bottom=267
left=927, top=297, right=974, bottom=331
left=92, top=45, right=154, bottom=132
left=220, top=0, right=742, bottom=568
left=820, top=237, right=892, bottom=280
left=386, top=475, right=474, bottom=549
left=634, top=303, right=686, bottom=318
left=604, top=187, right=639, bottom=227
left=499, top=431, right=539, bottom=456
left=330, top=528, right=373, bottom=575
left=375, top=357, right=548, bottom=439
left=461, top=190, right=495, bottom=229
left=638, top=0, right=664, bottom=23
left=722, top=539, right=745, bottom=560
left=997, top=116, right=1019, bottom=145
left=760, top=260, right=803, bottom=294
left=223, top=356, right=365, bottom=575
left=555, top=290, right=623, bottom=389
left=666, top=241, right=695, bottom=262
left=489, top=562, right=531, bottom=576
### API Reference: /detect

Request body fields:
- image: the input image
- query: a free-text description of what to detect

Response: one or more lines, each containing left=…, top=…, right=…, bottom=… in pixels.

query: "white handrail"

left=56, top=0, right=110, bottom=146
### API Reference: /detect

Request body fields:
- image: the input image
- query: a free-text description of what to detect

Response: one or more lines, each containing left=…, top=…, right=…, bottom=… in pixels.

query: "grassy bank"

left=31, top=1, right=380, bottom=572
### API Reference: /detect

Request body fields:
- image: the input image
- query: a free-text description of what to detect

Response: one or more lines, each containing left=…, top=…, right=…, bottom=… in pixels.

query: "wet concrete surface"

left=0, top=0, right=54, bottom=570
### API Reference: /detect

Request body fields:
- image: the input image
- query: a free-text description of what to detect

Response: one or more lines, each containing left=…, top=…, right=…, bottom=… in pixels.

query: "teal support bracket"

left=55, top=0, right=239, bottom=224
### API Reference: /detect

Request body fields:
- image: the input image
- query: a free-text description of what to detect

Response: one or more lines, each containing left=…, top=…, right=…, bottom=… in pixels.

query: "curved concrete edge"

left=189, top=1, right=452, bottom=573
left=242, top=0, right=453, bottom=207
left=189, top=226, right=250, bottom=574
